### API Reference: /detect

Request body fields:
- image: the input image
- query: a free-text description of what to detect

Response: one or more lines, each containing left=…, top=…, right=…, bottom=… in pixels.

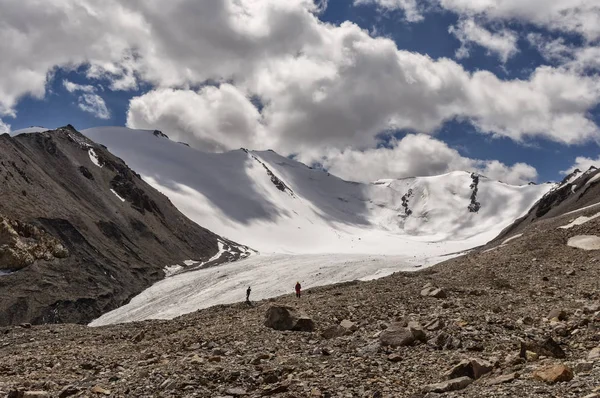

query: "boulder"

left=407, top=321, right=427, bottom=342
left=424, top=377, right=473, bottom=393
left=424, top=318, right=445, bottom=331
left=420, top=285, right=447, bottom=298
left=379, top=322, right=423, bottom=347
left=445, top=358, right=493, bottom=380
left=532, top=364, right=574, bottom=384
left=264, top=306, right=314, bottom=332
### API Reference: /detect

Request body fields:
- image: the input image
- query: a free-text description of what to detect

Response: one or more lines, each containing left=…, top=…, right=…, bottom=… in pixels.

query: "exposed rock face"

left=264, top=305, right=314, bottom=332
left=0, top=215, right=69, bottom=271
left=0, top=126, right=245, bottom=326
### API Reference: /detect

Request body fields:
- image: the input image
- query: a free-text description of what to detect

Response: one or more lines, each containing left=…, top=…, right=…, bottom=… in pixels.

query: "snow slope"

left=81, top=126, right=552, bottom=324
left=90, top=253, right=416, bottom=326
left=83, top=127, right=552, bottom=256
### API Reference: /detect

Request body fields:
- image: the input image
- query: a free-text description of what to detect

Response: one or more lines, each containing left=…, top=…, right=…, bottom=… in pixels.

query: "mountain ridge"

left=0, top=125, right=248, bottom=326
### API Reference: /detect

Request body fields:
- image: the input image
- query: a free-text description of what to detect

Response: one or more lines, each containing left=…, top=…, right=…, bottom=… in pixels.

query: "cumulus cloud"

left=363, top=0, right=600, bottom=41
left=63, top=80, right=110, bottom=119
left=0, top=0, right=598, bottom=183
left=449, top=19, right=518, bottom=62
left=295, top=134, right=537, bottom=185
left=127, top=85, right=265, bottom=152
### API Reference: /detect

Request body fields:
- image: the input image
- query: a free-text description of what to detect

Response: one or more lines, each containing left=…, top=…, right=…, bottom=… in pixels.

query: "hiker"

left=246, top=286, right=251, bottom=303
left=295, top=281, right=301, bottom=298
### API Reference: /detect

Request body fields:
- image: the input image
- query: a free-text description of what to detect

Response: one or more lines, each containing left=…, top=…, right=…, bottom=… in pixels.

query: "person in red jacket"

left=295, top=281, right=301, bottom=298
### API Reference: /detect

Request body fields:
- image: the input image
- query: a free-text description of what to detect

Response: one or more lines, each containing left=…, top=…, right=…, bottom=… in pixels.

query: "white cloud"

left=63, top=80, right=95, bottom=93
left=437, top=0, right=600, bottom=41
left=562, top=156, right=600, bottom=174
left=295, top=134, right=538, bottom=185
left=0, top=118, right=10, bottom=135
left=78, top=93, right=110, bottom=120
left=63, top=80, right=110, bottom=119
left=449, top=19, right=518, bottom=62
left=528, top=34, right=600, bottom=73
left=354, top=0, right=425, bottom=22
left=0, top=0, right=598, bottom=182
left=364, top=0, right=600, bottom=41
left=127, top=85, right=265, bottom=152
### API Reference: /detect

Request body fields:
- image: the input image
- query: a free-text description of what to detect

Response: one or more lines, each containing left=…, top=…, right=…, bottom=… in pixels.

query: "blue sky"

left=3, top=0, right=600, bottom=184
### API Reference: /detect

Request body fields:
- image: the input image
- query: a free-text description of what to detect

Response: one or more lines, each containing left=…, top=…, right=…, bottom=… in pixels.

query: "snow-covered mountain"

left=78, top=126, right=553, bottom=325
left=83, top=127, right=551, bottom=258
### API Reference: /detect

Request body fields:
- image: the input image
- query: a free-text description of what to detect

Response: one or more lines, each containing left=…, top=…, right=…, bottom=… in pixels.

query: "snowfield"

left=80, top=127, right=553, bottom=324
left=91, top=252, right=429, bottom=326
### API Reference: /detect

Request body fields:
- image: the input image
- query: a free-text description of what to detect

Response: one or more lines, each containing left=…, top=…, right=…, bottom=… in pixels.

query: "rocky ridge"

left=0, top=126, right=247, bottom=326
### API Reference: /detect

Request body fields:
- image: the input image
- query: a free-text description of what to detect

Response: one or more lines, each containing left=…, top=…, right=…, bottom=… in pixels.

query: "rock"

left=58, top=386, right=79, bottom=398
left=379, top=323, right=415, bottom=347
left=19, top=323, right=32, bottom=329
left=387, top=353, right=402, bottom=362
left=548, top=309, right=567, bottom=321
left=424, top=376, right=473, bottom=393
left=226, top=387, right=247, bottom=396
left=261, top=383, right=289, bottom=395
left=421, top=286, right=447, bottom=298
left=532, top=364, right=574, bottom=384
left=322, top=325, right=345, bottom=339
left=424, top=318, right=445, bottom=331
left=520, top=337, right=566, bottom=359
left=212, top=348, right=226, bottom=356
left=132, top=330, right=145, bottom=343
left=487, top=373, right=519, bottom=386
left=445, top=358, right=493, bottom=380
left=589, top=347, right=600, bottom=361
left=575, top=362, right=594, bottom=373
left=208, top=356, right=222, bottom=362
left=340, top=319, right=358, bottom=332
left=407, top=321, right=427, bottom=342
left=264, top=305, right=314, bottom=332
left=91, top=386, right=111, bottom=395
left=525, top=351, right=539, bottom=362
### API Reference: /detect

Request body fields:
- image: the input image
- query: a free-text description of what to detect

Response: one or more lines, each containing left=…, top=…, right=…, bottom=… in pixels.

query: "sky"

left=1, top=0, right=600, bottom=184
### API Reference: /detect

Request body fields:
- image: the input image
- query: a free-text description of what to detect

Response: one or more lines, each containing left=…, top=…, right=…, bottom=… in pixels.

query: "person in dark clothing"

left=246, top=286, right=251, bottom=303
left=295, top=282, right=301, bottom=298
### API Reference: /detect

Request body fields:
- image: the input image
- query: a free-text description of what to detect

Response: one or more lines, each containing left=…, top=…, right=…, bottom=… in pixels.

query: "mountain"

left=494, top=166, right=600, bottom=243
left=0, top=125, right=248, bottom=326
left=83, top=127, right=552, bottom=257
left=81, top=127, right=553, bottom=324
left=3, top=173, right=600, bottom=398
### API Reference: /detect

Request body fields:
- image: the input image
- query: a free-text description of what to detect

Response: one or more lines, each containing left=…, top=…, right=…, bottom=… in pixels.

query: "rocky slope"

left=1, top=173, right=599, bottom=397
left=0, top=126, right=248, bottom=326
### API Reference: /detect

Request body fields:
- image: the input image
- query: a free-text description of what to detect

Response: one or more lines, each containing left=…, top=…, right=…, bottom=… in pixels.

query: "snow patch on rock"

left=110, top=189, right=126, bottom=202
left=88, top=148, right=102, bottom=168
